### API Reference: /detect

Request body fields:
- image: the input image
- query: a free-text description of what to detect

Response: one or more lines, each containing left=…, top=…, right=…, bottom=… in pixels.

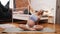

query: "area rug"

left=0, top=24, right=55, bottom=32
left=3, top=27, right=55, bottom=32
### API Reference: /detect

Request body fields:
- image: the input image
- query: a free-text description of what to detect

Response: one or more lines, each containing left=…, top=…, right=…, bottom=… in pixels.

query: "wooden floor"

left=0, top=23, right=60, bottom=34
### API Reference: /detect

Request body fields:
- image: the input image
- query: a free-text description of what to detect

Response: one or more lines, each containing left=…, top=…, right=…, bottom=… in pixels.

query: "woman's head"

left=36, top=10, right=44, bottom=15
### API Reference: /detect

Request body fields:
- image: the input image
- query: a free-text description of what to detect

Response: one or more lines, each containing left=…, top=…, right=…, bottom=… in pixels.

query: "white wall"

left=9, top=0, right=14, bottom=9
left=0, top=0, right=9, bottom=6
left=30, top=0, right=56, bottom=23
left=0, top=0, right=14, bottom=9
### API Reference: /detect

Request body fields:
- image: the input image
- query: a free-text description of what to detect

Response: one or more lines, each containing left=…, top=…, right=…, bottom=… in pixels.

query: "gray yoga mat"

left=3, top=27, right=55, bottom=32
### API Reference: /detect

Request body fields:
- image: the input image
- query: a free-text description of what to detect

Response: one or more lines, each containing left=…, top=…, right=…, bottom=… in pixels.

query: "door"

left=56, top=0, right=60, bottom=24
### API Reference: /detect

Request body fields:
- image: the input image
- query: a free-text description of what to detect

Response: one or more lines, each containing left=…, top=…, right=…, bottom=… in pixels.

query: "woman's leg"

left=34, top=25, right=43, bottom=30
left=19, top=24, right=36, bottom=31
left=19, top=24, right=28, bottom=30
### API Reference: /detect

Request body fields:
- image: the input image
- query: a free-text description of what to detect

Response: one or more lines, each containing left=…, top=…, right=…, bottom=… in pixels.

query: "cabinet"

left=48, top=16, right=54, bottom=23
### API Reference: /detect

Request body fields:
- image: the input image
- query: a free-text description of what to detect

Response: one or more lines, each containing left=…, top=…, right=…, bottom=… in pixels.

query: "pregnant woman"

left=19, top=10, right=44, bottom=31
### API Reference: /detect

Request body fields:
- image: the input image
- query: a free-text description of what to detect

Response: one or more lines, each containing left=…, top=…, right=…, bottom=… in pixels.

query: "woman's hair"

left=35, top=10, right=44, bottom=15
left=35, top=11, right=38, bottom=13
left=40, top=10, right=44, bottom=15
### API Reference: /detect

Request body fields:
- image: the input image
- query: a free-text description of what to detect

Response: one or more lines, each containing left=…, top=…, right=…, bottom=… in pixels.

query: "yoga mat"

left=3, top=27, right=55, bottom=32
left=0, top=24, right=55, bottom=32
